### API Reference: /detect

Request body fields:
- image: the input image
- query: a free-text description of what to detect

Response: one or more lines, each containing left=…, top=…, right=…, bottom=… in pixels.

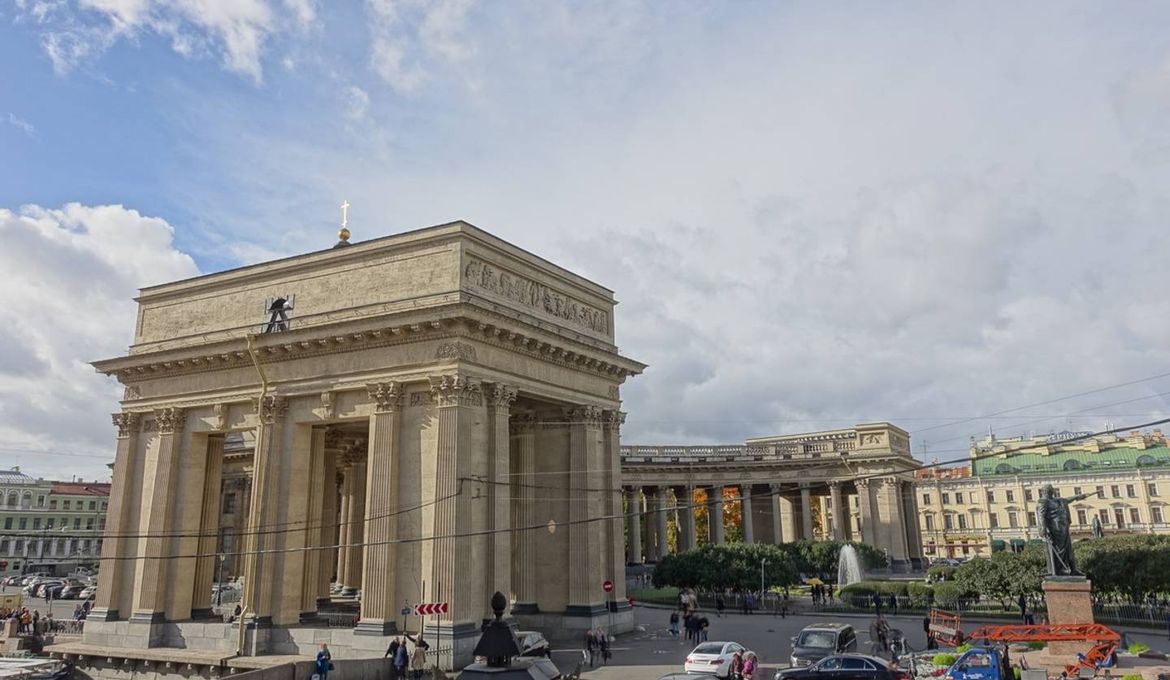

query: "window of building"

left=989, top=513, right=999, bottom=528
left=1115, top=509, right=1126, bottom=528
left=986, top=490, right=995, bottom=503
left=73, top=518, right=81, bottom=530
left=944, top=515, right=953, bottom=530
left=49, top=500, right=57, bottom=509
left=101, top=502, right=107, bottom=510
left=14, top=540, right=23, bottom=553
left=1027, top=512, right=1037, bottom=527
left=1006, top=490, right=1015, bottom=503
left=224, top=493, right=237, bottom=514
left=0, top=540, right=7, bottom=555
left=1053, top=488, right=1061, bottom=497
left=1074, top=486, right=1082, bottom=496
left=1130, top=508, right=1141, bottom=524
left=4, top=494, right=14, bottom=508
left=1008, top=511, right=1019, bottom=528
left=32, top=518, right=40, bottom=530
left=19, top=494, right=30, bottom=510
left=46, top=518, right=54, bottom=529
left=86, top=518, right=94, bottom=530
left=925, top=515, right=935, bottom=530
left=69, top=539, right=78, bottom=553
left=958, top=515, right=968, bottom=529
left=1024, top=488, right=1034, bottom=502
left=63, top=500, right=70, bottom=510
left=1096, top=485, right=1105, bottom=497
left=1149, top=483, right=1159, bottom=497
left=36, top=495, right=44, bottom=508
left=1077, top=509, right=1088, bottom=525
left=18, top=518, right=26, bottom=530
left=1099, top=509, right=1111, bottom=526
left=88, top=500, right=96, bottom=510
left=99, top=519, right=105, bottom=530
left=1111, top=485, right=1121, bottom=499
left=956, top=492, right=965, bottom=504
left=2, top=518, right=10, bottom=530
left=942, top=493, right=951, bottom=505
left=1127, top=484, right=1137, bottom=498
left=1154, top=507, right=1164, bottom=524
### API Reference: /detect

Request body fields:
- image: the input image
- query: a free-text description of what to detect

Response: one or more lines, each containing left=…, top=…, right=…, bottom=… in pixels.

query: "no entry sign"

left=413, top=602, right=449, bottom=616
left=602, top=580, right=614, bottom=593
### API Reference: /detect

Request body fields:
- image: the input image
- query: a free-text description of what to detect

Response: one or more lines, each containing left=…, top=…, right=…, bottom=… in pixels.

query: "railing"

left=620, top=445, right=846, bottom=464
left=318, top=611, right=359, bottom=628
left=48, top=619, right=84, bottom=635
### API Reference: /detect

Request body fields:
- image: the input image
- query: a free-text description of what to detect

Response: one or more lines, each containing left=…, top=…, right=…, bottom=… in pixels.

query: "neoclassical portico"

left=622, top=423, right=924, bottom=569
left=78, top=222, right=644, bottom=670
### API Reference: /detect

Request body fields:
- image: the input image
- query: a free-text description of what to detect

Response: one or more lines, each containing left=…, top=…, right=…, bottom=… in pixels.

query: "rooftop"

left=969, top=429, right=1170, bottom=477
left=50, top=482, right=112, bottom=497
left=0, top=468, right=38, bottom=485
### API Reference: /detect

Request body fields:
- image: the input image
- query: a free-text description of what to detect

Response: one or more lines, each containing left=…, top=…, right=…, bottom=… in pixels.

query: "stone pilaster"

left=626, top=487, right=643, bottom=565
left=191, top=436, right=226, bottom=619
left=602, top=410, right=628, bottom=610
left=130, top=407, right=187, bottom=634
left=709, top=486, right=726, bottom=545
left=655, top=486, right=670, bottom=559
left=241, top=395, right=287, bottom=635
left=336, top=469, right=352, bottom=592
left=91, top=412, right=141, bottom=622
left=565, top=404, right=606, bottom=616
left=299, top=427, right=328, bottom=621
left=829, top=481, right=844, bottom=541
left=485, top=383, right=517, bottom=608
left=357, top=381, right=404, bottom=635
left=511, top=413, right=539, bottom=613
left=799, top=485, right=814, bottom=541
left=741, top=486, right=755, bottom=543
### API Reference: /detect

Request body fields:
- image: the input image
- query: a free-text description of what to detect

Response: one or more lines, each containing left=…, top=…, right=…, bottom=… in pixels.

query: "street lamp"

left=760, top=558, right=767, bottom=599
left=215, top=553, right=227, bottom=607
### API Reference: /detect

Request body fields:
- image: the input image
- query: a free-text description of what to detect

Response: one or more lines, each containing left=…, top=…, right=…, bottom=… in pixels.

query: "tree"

left=951, top=545, right=1046, bottom=606
left=654, top=543, right=799, bottom=591
left=1076, top=534, right=1170, bottom=603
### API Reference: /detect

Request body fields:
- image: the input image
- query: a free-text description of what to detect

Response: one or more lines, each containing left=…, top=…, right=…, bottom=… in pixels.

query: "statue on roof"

left=1036, top=484, right=1099, bottom=576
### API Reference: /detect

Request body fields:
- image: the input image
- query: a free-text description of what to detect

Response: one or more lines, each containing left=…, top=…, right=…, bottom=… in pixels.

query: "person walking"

left=699, top=613, right=709, bottom=642
left=584, top=628, right=597, bottom=667
left=669, top=610, right=680, bottom=639
left=407, top=633, right=429, bottom=680
left=385, top=638, right=400, bottom=679
left=599, top=630, right=611, bottom=664
left=877, top=617, right=890, bottom=653
left=729, top=650, right=744, bottom=680
left=716, top=595, right=725, bottom=618
left=315, top=644, right=332, bottom=680
left=393, top=638, right=409, bottom=678
left=1018, top=594, right=1028, bottom=622
left=888, top=593, right=898, bottom=615
left=872, top=592, right=882, bottom=617
left=742, top=651, right=758, bottom=680
left=1024, top=608, right=1035, bottom=626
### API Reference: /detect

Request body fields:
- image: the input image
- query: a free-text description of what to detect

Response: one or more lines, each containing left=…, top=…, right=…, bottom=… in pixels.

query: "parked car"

left=57, top=584, right=86, bottom=599
left=516, top=631, right=551, bottom=658
left=683, top=641, right=750, bottom=678
left=776, top=654, right=910, bottom=680
left=2, top=576, right=20, bottom=586
left=79, top=586, right=97, bottom=600
left=790, top=623, right=858, bottom=667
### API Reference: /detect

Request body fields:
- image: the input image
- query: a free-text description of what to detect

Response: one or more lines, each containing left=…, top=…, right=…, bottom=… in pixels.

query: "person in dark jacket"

left=315, top=644, right=332, bottom=680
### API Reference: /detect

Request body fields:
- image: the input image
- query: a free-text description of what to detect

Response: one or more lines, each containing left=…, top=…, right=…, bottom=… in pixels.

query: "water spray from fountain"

left=837, top=544, right=863, bottom=588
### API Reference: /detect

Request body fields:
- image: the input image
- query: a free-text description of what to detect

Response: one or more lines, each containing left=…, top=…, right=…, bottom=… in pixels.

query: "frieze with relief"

left=463, top=259, right=609, bottom=334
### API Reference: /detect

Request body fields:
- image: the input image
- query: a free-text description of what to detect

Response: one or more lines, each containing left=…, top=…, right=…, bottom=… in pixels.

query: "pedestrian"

left=827, top=584, right=835, bottom=602
left=315, top=643, right=332, bottom=680
left=872, top=592, right=882, bottom=617
left=1018, top=594, right=1027, bottom=621
left=716, top=595, right=725, bottom=618
left=888, top=593, right=897, bottom=615
left=385, top=638, right=400, bottom=679
left=584, top=628, right=597, bottom=666
left=1024, top=608, right=1035, bottom=626
left=1165, top=607, right=1170, bottom=641
left=742, top=651, right=758, bottom=680
left=406, top=633, right=429, bottom=680
left=670, top=610, right=680, bottom=639
left=394, top=637, right=409, bottom=678
left=599, top=630, right=611, bottom=664
left=729, top=649, right=743, bottom=679
left=877, top=617, right=890, bottom=653
left=73, top=605, right=83, bottom=621
left=699, top=614, right=709, bottom=642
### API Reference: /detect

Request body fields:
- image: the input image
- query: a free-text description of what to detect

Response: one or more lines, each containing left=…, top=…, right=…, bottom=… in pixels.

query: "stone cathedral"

left=80, top=222, right=645, bottom=669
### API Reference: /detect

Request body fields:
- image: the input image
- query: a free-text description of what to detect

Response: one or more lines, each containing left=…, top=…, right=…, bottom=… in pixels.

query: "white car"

left=684, top=641, right=749, bottom=678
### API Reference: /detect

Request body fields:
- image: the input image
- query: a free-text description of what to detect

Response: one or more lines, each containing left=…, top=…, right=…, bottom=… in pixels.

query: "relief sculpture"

left=464, top=259, right=609, bottom=334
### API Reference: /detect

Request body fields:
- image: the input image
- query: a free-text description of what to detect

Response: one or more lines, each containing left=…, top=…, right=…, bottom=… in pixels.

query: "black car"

left=775, top=654, right=910, bottom=680
left=790, top=623, right=857, bottom=667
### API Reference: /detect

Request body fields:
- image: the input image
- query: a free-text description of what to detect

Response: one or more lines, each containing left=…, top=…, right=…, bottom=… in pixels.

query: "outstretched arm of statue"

left=1069, top=491, right=1098, bottom=502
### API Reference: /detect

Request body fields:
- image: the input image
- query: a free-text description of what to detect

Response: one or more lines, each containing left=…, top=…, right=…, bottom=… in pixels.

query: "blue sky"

left=5, top=1, right=1170, bottom=480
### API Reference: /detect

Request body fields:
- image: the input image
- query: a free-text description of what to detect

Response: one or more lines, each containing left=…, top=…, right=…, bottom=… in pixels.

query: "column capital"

left=510, top=412, right=539, bottom=434
left=111, top=412, right=141, bottom=439
left=366, top=381, right=404, bottom=413
left=154, top=407, right=187, bottom=435
left=602, top=410, right=626, bottom=432
left=828, top=479, right=843, bottom=490
left=564, top=404, right=604, bottom=427
left=428, top=374, right=483, bottom=407
left=212, top=403, right=229, bottom=432
left=254, top=395, right=288, bottom=424
left=324, top=427, right=346, bottom=450
left=484, top=382, right=518, bottom=410
left=769, top=483, right=784, bottom=493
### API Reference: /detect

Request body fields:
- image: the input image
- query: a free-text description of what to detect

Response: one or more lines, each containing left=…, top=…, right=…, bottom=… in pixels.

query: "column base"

left=241, top=614, right=273, bottom=629
left=565, top=603, right=608, bottom=618
left=354, top=619, right=399, bottom=636
left=511, top=602, right=539, bottom=615
left=190, top=608, right=218, bottom=620
left=316, top=597, right=333, bottom=610
left=88, top=606, right=119, bottom=622
left=299, top=611, right=319, bottom=624
left=128, top=611, right=166, bottom=624
left=340, top=587, right=358, bottom=597
left=606, top=600, right=631, bottom=613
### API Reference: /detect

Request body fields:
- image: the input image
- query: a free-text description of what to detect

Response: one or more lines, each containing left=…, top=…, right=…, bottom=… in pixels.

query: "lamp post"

left=760, top=558, right=767, bottom=599
left=215, top=552, right=227, bottom=607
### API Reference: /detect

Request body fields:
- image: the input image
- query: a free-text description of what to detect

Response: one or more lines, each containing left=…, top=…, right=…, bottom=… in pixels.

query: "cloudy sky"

left=4, top=1, right=1170, bottom=481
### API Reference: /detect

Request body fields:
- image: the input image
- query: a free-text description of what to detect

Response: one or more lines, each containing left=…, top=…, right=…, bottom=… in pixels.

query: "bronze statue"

left=1036, top=484, right=1098, bottom=576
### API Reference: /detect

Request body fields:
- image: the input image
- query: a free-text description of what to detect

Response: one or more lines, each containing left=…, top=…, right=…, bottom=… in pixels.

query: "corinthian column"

left=602, top=410, right=627, bottom=610
left=511, top=413, right=539, bottom=614
left=191, top=436, right=226, bottom=619
left=341, top=452, right=367, bottom=597
left=626, top=487, right=643, bottom=565
left=92, top=412, right=141, bottom=621
left=317, top=430, right=342, bottom=607
left=242, top=396, right=287, bottom=630
left=357, top=382, right=404, bottom=634
left=566, top=405, right=606, bottom=616
left=857, top=479, right=876, bottom=545
left=131, top=407, right=187, bottom=626
left=709, top=486, right=726, bottom=545
left=829, top=481, right=844, bottom=541
left=655, top=486, right=670, bottom=558
left=675, top=486, right=696, bottom=551
left=485, top=383, right=517, bottom=607
left=741, top=486, right=755, bottom=543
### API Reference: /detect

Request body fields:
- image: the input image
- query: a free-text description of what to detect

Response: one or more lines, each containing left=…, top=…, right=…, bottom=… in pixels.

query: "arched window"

left=995, top=463, right=1014, bottom=474
left=1137, top=455, right=1156, bottom=467
left=19, top=492, right=32, bottom=509
left=1063, top=459, right=1082, bottom=471
left=5, top=493, right=16, bottom=508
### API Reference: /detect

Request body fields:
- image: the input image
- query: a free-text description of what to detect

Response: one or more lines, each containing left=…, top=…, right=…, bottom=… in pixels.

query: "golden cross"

left=340, top=199, right=350, bottom=229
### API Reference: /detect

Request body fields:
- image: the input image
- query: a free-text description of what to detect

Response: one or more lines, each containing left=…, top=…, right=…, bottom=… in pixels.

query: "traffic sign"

left=401, top=607, right=411, bottom=617
left=602, top=580, right=614, bottom=593
left=413, top=602, right=449, bottom=616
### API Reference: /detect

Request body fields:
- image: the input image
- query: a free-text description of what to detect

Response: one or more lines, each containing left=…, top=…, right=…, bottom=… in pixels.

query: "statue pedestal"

left=1041, top=577, right=1093, bottom=657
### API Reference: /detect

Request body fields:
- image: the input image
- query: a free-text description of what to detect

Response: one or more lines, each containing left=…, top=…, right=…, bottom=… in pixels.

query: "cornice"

left=96, top=306, right=645, bottom=385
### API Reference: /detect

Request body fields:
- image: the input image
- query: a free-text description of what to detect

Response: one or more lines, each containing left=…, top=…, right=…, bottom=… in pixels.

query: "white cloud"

left=3, top=113, right=37, bottom=137
left=345, top=84, right=370, bottom=120
left=21, top=0, right=318, bottom=81
left=366, top=0, right=476, bottom=93
left=0, top=204, right=199, bottom=480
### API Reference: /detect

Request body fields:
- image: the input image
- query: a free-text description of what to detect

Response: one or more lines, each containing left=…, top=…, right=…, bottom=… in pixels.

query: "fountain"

left=837, top=544, right=863, bottom=588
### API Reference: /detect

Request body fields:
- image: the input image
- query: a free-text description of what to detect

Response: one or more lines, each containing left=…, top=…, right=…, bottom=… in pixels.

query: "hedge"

left=839, top=580, right=910, bottom=598
left=932, top=654, right=957, bottom=667
left=931, top=581, right=971, bottom=605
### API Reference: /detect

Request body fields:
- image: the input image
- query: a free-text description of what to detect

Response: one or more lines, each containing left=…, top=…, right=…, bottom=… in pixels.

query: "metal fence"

left=318, top=611, right=359, bottom=628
